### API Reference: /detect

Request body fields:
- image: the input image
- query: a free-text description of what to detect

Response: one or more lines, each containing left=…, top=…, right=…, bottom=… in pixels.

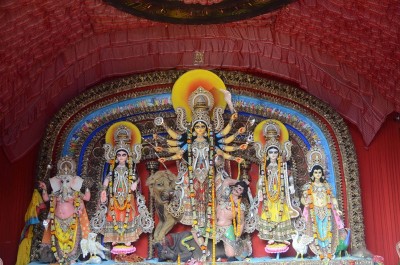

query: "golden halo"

left=171, top=69, right=227, bottom=122
left=253, top=119, right=289, bottom=146
left=105, top=121, right=141, bottom=146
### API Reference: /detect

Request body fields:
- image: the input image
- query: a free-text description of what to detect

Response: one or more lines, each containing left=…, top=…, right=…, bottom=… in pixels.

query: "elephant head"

left=49, top=156, right=83, bottom=200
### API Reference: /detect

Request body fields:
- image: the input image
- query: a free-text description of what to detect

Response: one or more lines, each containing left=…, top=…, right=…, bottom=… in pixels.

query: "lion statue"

left=146, top=170, right=182, bottom=242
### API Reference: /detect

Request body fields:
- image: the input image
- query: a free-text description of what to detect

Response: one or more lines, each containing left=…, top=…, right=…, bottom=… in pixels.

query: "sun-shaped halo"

left=171, top=69, right=227, bottom=122
left=105, top=121, right=141, bottom=146
left=253, top=119, right=289, bottom=146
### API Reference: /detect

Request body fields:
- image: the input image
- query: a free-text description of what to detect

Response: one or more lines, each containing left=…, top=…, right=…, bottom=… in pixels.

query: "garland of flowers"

left=186, top=129, right=203, bottom=251
left=265, top=156, right=282, bottom=202
left=230, top=195, right=242, bottom=237
left=261, top=156, right=285, bottom=225
left=108, top=159, right=134, bottom=236
left=307, top=183, right=333, bottom=259
left=212, top=166, right=216, bottom=265
left=49, top=191, right=80, bottom=264
left=187, top=129, right=196, bottom=226
left=207, top=127, right=215, bottom=253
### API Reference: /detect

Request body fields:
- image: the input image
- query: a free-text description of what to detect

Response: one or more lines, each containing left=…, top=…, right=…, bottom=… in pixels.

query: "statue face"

left=267, top=147, right=279, bottom=160
left=57, top=175, right=75, bottom=200
left=194, top=122, right=207, bottom=136
left=312, top=169, right=323, bottom=181
left=50, top=172, right=83, bottom=199
left=116, top=150, right=128, bottom=165
left=232, top=185, right=244, bottom=196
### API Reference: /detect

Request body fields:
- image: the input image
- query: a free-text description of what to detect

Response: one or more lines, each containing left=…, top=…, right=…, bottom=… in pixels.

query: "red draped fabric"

left=348, top=113, right=400, bottom=265
left=0, top=114, right=399, bottom=264
left=0, top=144, right=38, bottom=265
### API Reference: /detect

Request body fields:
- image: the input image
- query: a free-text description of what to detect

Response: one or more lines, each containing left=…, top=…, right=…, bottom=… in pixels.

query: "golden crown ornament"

left=113, top=125, right=132, bottom=155
left=56, top=156, right=77, bottom=176
left=254, top=120, right=293, bottom=161
left=103, top=123, right=142, bottom=163
left=50, top=156, right=83, bottom=193
left=188, top=86, right=214, bottom=128
left=306, top=145, right=326, bottom=172
left=263, top=120, right=282, bottom=152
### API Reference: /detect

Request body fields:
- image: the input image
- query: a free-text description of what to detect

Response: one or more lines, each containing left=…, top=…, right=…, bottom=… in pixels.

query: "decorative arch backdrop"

left=1, top=70, right=399, bottom=265
left=31, top=70, right=363, bottom=259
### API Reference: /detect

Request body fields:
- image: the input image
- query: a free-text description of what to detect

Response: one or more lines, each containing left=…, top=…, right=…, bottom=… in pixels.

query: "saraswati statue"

left=153, top=69, right=248, bottom=259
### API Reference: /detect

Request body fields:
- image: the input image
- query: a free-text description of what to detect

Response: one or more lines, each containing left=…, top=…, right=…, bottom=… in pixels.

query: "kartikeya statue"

left=301, top=146, right=346, bottom=260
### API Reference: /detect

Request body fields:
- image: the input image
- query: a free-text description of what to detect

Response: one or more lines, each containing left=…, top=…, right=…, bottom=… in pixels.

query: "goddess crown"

left=263, top=121, right=282, bottom=152
left=306, top=146, right=326, bottom=172
left=104, top=121, right=142, bottom=162
left=57, top=156, right=77, bottom=176
left=51, top=156, right=83, bottom=193
left=188, top=87, right=214, bottom=127
left=113, top=125, right=132, bottom=156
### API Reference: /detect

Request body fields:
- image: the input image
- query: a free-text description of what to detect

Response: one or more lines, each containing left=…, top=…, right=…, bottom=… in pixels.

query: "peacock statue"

left=291, top=230, right=314, bottom=259
left=335, top=228, right=351, bottom=258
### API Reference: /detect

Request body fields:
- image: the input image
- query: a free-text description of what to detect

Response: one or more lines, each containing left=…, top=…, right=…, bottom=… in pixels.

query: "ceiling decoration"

left=103, top=0, right=295, bottom=24
left=1, top=0, right=399, bottom=162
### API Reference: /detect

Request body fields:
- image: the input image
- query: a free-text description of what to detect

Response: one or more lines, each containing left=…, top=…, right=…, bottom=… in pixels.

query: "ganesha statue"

left=39, top=156, right=91, bottom=264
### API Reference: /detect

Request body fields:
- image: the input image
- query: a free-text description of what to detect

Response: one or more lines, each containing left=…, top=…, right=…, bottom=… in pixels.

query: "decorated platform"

left=29, top=256, right=375, bottom=265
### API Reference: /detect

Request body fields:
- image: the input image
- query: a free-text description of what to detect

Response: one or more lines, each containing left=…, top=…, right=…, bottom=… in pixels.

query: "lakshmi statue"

left=301, top=146, right=345, bottom=260
left=153, top=69, right=247, bottom=258
left=99, top=121, right=153, bottom=255
left=254, top=119, right=300, bottom=247
left=39, top=156, right=91, bottom=264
